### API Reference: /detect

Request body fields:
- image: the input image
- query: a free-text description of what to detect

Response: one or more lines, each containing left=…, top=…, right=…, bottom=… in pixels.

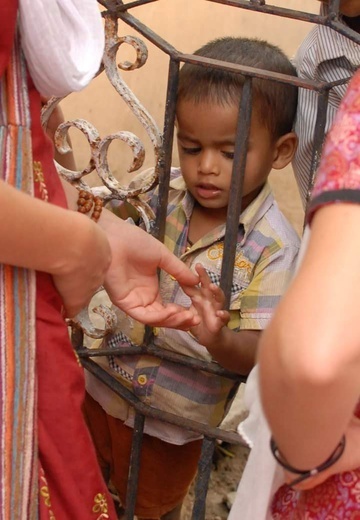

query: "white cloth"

left=228, top=367, right=284, bottom=520
left=19, top=0, right=104, bottom=97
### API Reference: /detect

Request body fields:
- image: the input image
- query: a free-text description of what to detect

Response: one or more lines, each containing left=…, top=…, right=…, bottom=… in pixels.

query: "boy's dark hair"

left=177, top=37, right=298, bottom=139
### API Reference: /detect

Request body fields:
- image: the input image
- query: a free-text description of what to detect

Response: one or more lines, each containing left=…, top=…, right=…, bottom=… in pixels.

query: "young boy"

left=84, top=36, right=300, bottom=520
left=293, top=0, right=360, bottom=208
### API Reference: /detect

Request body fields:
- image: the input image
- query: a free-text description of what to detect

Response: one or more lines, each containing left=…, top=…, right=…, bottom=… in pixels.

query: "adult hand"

left=100, top=209, right=200, bottom=330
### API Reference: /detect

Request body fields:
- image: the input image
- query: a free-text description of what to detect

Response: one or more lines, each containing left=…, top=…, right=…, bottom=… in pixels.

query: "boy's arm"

left=185, top=264, right=260, bottom=375
left=187, top=240, right=299, bottom=375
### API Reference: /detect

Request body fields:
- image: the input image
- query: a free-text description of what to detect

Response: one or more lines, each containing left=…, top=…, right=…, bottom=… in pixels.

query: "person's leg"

left=108, top=417, right=202, bottom=519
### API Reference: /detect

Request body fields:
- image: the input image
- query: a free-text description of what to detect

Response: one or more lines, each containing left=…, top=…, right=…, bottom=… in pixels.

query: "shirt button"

left=153, top=327, right=160, bottom=336
left=137, top=374, right=147, bottom=385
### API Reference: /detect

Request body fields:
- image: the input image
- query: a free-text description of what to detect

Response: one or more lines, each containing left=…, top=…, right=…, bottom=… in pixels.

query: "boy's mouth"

left=195, top=183, right=221, bottom=199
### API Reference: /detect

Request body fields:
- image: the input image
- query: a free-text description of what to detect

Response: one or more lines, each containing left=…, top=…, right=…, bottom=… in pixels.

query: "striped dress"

left=0, top=2, right=117, bottom=518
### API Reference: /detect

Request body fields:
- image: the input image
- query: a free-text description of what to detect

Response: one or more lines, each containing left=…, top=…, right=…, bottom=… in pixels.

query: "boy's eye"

left=181, top=146, right=201, bottom=155
left=222, top=151, right=235, bottom=160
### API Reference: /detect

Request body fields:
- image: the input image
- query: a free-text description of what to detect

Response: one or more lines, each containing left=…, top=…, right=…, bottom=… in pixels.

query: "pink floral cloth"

left=309, top=68, right=360, bottom=213
left=271, top=69, right=360, bottom=519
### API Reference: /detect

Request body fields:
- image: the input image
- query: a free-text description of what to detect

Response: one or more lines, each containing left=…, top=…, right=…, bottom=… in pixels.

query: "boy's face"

left=176, top=99, right=277, bottom=217
left=320, top=1, right=360, bottom=17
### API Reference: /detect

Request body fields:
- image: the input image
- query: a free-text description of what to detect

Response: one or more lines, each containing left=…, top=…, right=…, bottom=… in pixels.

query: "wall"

left=60, top=0, right=320, bottom=234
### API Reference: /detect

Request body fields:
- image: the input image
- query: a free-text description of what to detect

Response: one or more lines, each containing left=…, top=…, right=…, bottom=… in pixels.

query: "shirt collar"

left=239, top=182, right=273, bottom=245
left=170, top=172, right=274, bottom=245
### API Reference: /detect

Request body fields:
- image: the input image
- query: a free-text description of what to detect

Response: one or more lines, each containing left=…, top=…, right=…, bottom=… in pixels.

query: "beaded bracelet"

left=270, top=435, right=346, bottom=487
left=76, top=189, right=103, bottom=222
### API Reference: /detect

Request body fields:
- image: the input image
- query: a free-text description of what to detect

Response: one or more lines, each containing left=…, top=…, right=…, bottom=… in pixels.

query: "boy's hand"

left=184, top=263, right=230, bottom=347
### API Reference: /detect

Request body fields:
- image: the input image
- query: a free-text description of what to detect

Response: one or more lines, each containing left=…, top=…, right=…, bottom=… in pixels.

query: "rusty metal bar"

left=305, top=89, right=331, bottom=210
left=191, top=438, right=217, bottom=520
left=82, top=358, right=246, bottom=445
left=112, top=10, right=180, bottom=57
left=124, top=412, right=145, bottom=520
left=206, top=0, right=360, bottom=44
left=155, top=58, right=180, bottom=241
left=178, top=53, right=321, bottom=91
left=98, top=0, right=159, bottom=12
left=221, top=78, right=252, bottom=307
left=78, top=344, right=246, bottom=380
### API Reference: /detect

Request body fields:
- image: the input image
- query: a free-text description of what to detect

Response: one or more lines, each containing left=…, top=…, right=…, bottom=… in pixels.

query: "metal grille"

left=54, top=2, right=360, bottom=518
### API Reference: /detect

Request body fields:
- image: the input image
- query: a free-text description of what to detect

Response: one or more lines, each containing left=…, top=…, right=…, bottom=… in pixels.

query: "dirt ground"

left=182, top=442, right=250, bottom=520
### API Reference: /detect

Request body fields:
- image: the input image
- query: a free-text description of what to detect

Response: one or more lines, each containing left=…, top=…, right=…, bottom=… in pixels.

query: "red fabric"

left=29, top=58, right=117, bottom=520
left=0, top=3, right=117, bottom=517
left=0, top=1, right=18, bottom=77
left=83, top=393, right=202, bottom=519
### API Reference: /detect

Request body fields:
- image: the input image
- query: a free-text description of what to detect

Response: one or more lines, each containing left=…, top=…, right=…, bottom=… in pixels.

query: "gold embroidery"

left=234, top=258, right=252, bottom=275
left=207, top=243, right=224, bottom=261
left=34, top=161, right=49, bottom=202
left=92, top=493, right=110, bottom=519
left=73, top=349, right=82, bottom=367
left=39, top=470, right=56, bottom=519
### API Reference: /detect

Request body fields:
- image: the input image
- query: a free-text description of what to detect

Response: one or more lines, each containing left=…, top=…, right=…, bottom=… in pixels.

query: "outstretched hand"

left=183, top=263, right=230, bottom=346
left=100, top=209, right=201, bottom=330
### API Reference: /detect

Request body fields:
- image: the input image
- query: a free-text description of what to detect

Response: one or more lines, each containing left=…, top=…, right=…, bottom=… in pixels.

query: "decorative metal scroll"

left=42, top=11, right=164, bottom=337
left=43, top=0, right=360, bottom=338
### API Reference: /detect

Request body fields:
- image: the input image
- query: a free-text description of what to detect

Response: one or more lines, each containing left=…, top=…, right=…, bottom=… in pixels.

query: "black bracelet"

left=270, top=435, right=346, bottom=487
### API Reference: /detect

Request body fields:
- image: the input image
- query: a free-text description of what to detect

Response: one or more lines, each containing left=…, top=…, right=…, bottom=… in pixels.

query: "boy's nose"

left=198, top=150, right=220, bottom=175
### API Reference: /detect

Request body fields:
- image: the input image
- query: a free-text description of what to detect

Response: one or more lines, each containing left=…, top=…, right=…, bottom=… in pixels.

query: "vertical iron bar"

left=328, top=0, right=341, bottom=19
left=191, top=437, right=216, bottom=520
left=154, top=58, right=180, bottom=242
left=124, top=412, right=145, bottom=520
left=220, top=77, right=253, bottom=307
left=305, top=89, right=329, bottom=210
left=71, top=325, right=84, bottom=350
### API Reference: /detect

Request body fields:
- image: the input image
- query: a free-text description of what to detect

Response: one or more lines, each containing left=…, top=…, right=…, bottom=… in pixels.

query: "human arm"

left=60, top=178, right=200, bottom=328
left=259, top=68, right=360, bottom=479
left=283, top=416, right=360, bottom=490
left=0, top=179, right=111, bottom=318
left=185, top=263, right=259, bottom=374
left=259, top=202, right=360, bottom=473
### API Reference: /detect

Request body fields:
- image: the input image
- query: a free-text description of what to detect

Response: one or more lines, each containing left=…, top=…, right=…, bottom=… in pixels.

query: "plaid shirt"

left=86, top=168, right=300, bottom=444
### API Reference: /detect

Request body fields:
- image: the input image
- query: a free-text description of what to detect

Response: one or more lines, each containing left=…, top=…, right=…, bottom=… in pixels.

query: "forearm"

left=259, top=203, right=360, bottom=470
left=0, top=179, right=104, bottom=275
left=206, top=327, right=259, bottom=375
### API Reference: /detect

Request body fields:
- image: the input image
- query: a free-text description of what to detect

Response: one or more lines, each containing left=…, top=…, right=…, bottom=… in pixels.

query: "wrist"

left=204, top=325, right=228, bottom=352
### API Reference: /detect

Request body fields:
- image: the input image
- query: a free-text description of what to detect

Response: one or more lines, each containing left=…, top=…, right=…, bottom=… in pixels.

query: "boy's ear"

left=272, top=132, right=298, bottom=170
